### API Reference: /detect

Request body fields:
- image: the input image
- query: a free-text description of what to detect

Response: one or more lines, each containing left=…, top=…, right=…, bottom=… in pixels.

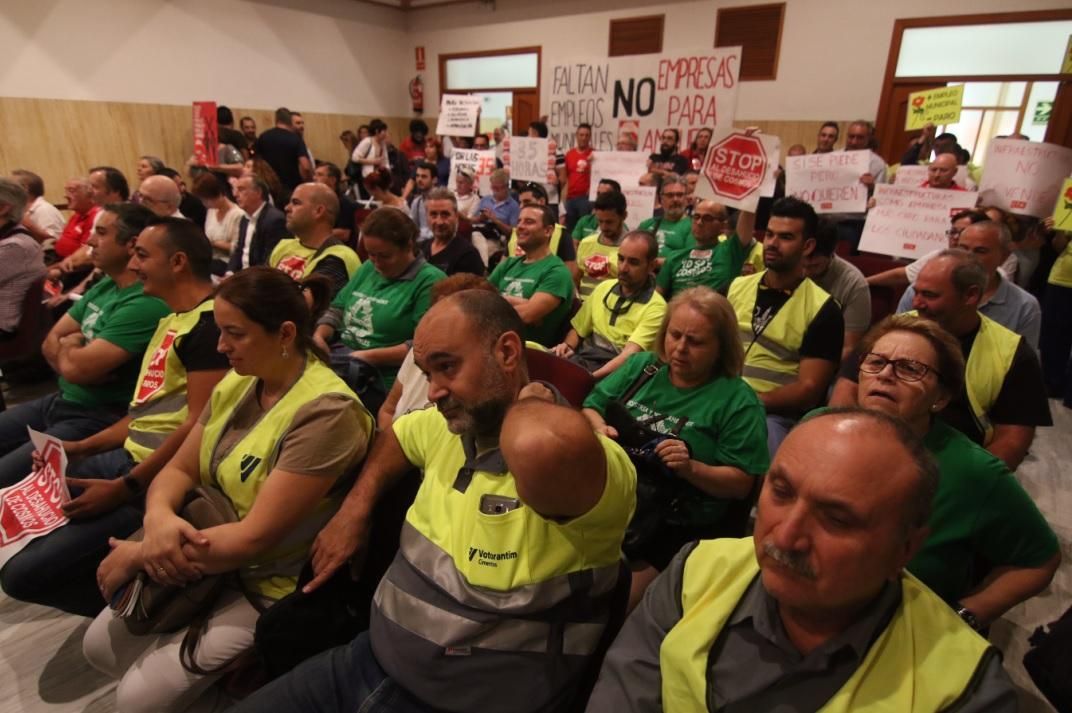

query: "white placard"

left=436, top=94, right=483, bottom=137
left=978, top=138, right=1072, bottom=218
left=0, top=429, right=72, bottom=568
left=588, top=151, right=650, bottom=200
left=623, top=185, right=657, bottom=225
left=785, top=151, right=871, bottom=214
left=507, top=137, right=552, bottom=184
left=894, top=164, right=975, bottom=191
left=694, top=128, right=780, bottom=212
left=448, top=149, right=497, bottom=195
left=543, top=48, right=741, bottom=152
left=859, top=184, right=979, bottom=260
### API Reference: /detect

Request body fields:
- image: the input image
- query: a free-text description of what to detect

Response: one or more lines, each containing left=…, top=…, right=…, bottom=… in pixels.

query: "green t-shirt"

left=572, top=214, right=599, bottom=241
left=656, top=234, right=749, bottom=297
left=638, top=215, right=694, bottom=256
left=913, top=418, right=1058, bottom=604
left=488, top=254, right=574, bottom=347
left=584, top=352, right=769, bottom=524
left=60, top=277, right=171, bottom=408
left=332, top=258, right=445, bottom=387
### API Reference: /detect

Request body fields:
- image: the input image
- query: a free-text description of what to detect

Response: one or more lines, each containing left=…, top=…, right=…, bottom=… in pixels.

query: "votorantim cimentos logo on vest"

left=239, top=454, right=262, bottom=482
left=467, top=546, right=518, bottom=567
left=134, top=330, right=177, bottom=404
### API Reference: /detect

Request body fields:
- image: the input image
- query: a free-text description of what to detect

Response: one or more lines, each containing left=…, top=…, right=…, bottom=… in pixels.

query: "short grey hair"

left=970, top=220, right=1013, bottom=252
left=140, top=155, right=166, bottom=174
left=489, top=168, right=509, bottom=186
left=426, top=187, right=457, bottom=209
left=935, top=248, right=987, bottom=296
left=0, top=177, right=29, bottom=223
left=660, top=174, right=687, bottom=191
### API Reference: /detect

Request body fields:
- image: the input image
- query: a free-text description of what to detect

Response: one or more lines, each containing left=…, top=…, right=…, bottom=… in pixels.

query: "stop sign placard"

left=703, top=133, right=768, bottom=201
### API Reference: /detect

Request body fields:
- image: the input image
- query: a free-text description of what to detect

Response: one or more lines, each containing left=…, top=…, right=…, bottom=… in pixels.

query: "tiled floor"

left=0, top=379, right=1069, bottom=711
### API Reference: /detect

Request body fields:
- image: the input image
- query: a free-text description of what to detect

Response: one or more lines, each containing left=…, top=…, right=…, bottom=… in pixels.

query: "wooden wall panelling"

left=0, top=97, right=410, bottom=205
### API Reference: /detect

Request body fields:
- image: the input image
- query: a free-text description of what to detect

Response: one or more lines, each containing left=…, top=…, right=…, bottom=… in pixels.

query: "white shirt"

left=352, top=138, right=389, bottom=177
left=26, top=196, right=65, bottom=241
left=241, top=202, right=266, bottom=270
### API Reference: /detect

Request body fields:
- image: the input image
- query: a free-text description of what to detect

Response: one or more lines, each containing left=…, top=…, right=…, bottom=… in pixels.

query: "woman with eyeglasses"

left=583, top=287, right=769, bottom=608
left=845, top=313, right=1058, bottom=631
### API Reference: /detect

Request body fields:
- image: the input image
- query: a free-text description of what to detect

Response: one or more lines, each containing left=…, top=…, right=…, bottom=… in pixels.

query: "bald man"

left=921, top=153, right=964, bottom=190
left=138, top=175, right=183, bottom=218
left=269, top=182, right=360, bottom=297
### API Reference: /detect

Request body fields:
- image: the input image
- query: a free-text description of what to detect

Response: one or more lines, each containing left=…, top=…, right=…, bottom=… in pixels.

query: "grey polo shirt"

left=585, top=542, right=1016, bottom=713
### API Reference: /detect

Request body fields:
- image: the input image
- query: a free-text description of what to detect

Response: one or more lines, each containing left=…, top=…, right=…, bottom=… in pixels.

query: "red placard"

left=416, top=46, right=426, bottom=71
left=193, top=101, right=219, bottom=166
left=703, top=133, right=767, bottom=201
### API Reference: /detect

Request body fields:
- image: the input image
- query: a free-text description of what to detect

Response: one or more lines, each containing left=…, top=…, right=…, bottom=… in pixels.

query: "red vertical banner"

left=416, top=46, right=426, bottom=71
left=193, top=101, right=218, bottom=166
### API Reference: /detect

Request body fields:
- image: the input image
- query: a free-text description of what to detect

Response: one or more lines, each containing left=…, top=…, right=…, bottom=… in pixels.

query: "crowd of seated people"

left=0, top=105, right=1067, bottom=713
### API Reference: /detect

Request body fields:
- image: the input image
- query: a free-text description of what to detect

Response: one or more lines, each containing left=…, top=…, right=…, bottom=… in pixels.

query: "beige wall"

left=0, top=97, right=410, bottom=205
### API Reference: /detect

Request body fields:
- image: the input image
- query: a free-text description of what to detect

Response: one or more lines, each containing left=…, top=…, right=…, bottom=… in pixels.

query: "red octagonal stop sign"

left=703, top=134, right=767, bottom=201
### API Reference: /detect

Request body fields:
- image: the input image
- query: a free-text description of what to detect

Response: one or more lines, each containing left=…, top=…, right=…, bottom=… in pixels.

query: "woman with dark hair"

left=680, top=128, right=713, bottom=172
left=583, top=286, right=769, bottom=607
left=843, top=313, right=1058, bottom=629
left=314, top=208, right=445, bottom=412
left=85, top=267, right=373, bottom=713
left=192, top=173, right=242, bottom=275
left=362, top=168, right=406, bottom=210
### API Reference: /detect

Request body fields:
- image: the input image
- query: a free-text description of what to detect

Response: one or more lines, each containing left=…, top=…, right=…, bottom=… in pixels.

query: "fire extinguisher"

left=409, top=75, right=424, bottom=114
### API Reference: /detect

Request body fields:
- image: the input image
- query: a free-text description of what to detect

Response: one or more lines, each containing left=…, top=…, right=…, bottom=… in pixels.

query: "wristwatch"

left=955, top=604, right=982, bottom=632
left=121, top=474, right=143, bottom=498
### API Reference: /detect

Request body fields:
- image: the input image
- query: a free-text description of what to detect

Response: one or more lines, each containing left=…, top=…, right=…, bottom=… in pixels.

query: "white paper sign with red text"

left=786, top=151, right=871, bottom=214
left=978, top=139, right=1072, bottom=218
left=0, top=429, right=71, bottom=568
left=695, top=129, right=780, bottom=212
left=448, top=149, right=497, bottom=195
left=505, top=137, right=555, bottom=184
left=860, top=184, right=979, bottom=260
left=588, top=151, right=650, bottom=201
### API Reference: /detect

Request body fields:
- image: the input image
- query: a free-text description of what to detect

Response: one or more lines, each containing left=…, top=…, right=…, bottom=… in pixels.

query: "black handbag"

left=602, top=363, right=692, bottom=561
left=1024, top=604, right=1072, bottom=712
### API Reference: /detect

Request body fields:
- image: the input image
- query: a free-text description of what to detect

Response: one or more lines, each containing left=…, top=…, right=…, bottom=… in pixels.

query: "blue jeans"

left=766, top=414, right=797, bottom=459
left=231, top=632, right=437, bottom=713
left=564, top=196, right=591, bottom=237
left=0, top=448, right=142, bottom=617
left=0, top=392, right=125, bottom=488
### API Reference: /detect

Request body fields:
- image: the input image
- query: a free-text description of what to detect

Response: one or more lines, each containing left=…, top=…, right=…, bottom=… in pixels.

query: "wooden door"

left=875, top=82, right=939, bottom=165
left=1044, top=81, right=1072, bottom=149
left=512, top=91, right=539, bottom=136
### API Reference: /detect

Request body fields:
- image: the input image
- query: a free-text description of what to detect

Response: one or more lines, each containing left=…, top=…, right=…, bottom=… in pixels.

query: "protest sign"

left=785, top=151, right=871, bottom=213
left=905, top=86, right=964, bottom=131
left=978, top=139, right=1072, bottom=218
left=695, top=128, right=780, bottom=212
left=192, top=101, right=218, bottom=166
left=1054, top=177, right=1072, bottom=231
left=623, top=185, right=657, bottom=225
left=506, top=137, right=553, bottom=184
left=543, top=48, right=741, bottom=152
left=436, top=94, right=483, bottom=137
left=860, top=184, right=979, bottom=260
left=0, top=429, right=71, bottom=569
left=893, top=164, right=975, bottom=190
left=448, top=149, right=497, bottom=194
left=1063, top=35, right=1072, bottom=74
left=588, top=151, right=649, bottom=200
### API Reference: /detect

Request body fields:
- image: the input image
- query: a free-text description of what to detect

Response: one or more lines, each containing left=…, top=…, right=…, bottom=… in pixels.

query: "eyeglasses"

left=692, top=213, right=726, bottom=224
left=859, top=352, right=940, bottom=383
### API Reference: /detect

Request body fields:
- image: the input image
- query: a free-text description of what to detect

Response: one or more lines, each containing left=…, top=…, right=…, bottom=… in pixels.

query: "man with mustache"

left=726, top=197, right=843, bottom=456
left=585, top=409, right=1015, bottom=713
left=235, top=289, right=637, bottom=713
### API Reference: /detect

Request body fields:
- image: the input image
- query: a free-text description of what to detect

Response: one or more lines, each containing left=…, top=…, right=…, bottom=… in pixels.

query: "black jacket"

left=228, top=203, right=288, bottom=273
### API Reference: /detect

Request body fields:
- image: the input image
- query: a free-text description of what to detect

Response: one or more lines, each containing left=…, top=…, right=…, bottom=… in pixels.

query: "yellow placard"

left=1063, top=35, right=1072, bottom=75
left=905, top=85, right=964, bottom=131
left=1055, top=177, right=1072, bottom=230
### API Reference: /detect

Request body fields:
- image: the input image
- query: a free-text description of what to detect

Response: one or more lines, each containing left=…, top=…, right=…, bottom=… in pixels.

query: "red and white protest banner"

left=448, top=149, right=497, bottom=194
left=978, top=138, right=1072, bottom=218
left=192, top=101, right=218, bottom=166
left=696, top=128, right=780, bottom=212
left=0, top=429, right=71, bottom=568
left=859, top=184, right=979, bottom=260
left=786, top=151, right=872, bottom=214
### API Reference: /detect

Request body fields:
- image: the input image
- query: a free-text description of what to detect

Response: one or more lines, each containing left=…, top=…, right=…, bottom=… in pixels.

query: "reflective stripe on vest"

left=123, top=301, right=216, bottom=463
left=509, top=223, right=563, bottom=258
left=728, top=272, right=833, bottom=394
left=270, top=238, right=361, bottom=281
left=661, top=538, right=992, bottom=713
left=904, top=311, right=1018, bottom=445
left=198, top=358, right=370, bottom=599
